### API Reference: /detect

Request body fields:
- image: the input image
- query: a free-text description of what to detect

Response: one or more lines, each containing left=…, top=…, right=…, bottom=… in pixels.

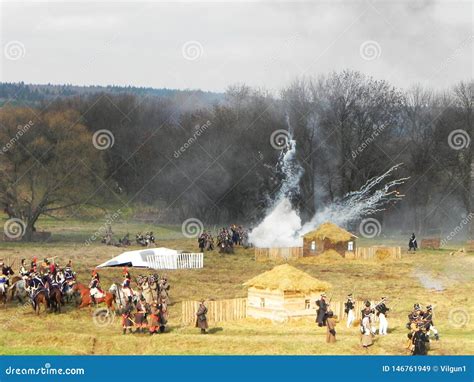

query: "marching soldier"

left=423, top=305, right=439, bottom=341
left=196, top=299, right=208, bottom=334
left=344, top=294, right=355, bottom=328
left=315, top=293, right=329, bottom=327
left=360, top=312, right=373, bottom=349
left=408, top=233, right=418, bottom=252
left=149, top=300, right=160, bottom=335
left=119, top=301, right=134, bottom=335
left=375, top=297, right=389, bottom=335
left=408, top=322, right=430, bottom=355
left=134, top=298, right=147, bottom=333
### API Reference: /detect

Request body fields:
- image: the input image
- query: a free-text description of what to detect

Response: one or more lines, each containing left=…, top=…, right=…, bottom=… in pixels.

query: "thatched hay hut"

left=302, top=222, right=357, bottom=257
left=244, top=264, right=331, bottom=320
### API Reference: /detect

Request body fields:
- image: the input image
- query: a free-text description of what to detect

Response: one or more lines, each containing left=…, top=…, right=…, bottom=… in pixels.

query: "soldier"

left=159, top=275, right=170, bottom=304
left=134, top=298, right=147, bottom=333
left=119, top=301, right=134, bottom=335
left=360, top=312, right=373, bottom=349
left=89, top=270, right=102, bottom=305
left=149, top=300, right=160, bottom=335
left=409, top=322, right=430, bottom=355
left=315, top=293, right=329, bottom=327
left=19, top=259, right=29, bottom=281
left=375, top=297, right=390, bottom=335
left=196, top=299, right=208, bottom=334
left=122, top=267, right=133, bottom=303
left=30, top=257, right=38, bottom=273
left=423, top=305, right=439, bottom=341
left=344, top=294, right=355, bottom=328
left=408, top=233, right=418, bottom=252
left=157, top=297, right=168, bottom=333
left=326, top=311, right=337, bottom=343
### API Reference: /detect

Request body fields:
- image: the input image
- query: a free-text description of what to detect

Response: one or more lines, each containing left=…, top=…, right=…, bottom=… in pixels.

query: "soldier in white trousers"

left=375, top=297, right=390, bottom=335
left=344, top=294, right=355, bottom=328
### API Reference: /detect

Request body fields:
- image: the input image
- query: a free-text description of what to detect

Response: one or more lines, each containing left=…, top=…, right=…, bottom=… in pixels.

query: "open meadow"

left=0, top=218, right=473, bottom=355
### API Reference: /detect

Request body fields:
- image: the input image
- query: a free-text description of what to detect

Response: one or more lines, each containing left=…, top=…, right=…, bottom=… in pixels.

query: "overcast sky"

left=0, top=0, right=472, bottom=93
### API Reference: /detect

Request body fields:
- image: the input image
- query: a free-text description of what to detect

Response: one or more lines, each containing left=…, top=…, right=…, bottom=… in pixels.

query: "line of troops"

left=315, top=293, right=439, bottom=355
left=198, top=225, right=250, bottom=254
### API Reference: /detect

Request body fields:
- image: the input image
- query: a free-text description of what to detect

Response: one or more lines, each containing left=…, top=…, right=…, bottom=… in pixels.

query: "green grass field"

left=0, top=217, right=473, bottom=355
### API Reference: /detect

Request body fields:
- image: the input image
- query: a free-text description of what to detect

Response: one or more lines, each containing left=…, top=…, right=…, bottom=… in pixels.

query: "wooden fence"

left=181, top=298, right=247, bottom=325
left=353, top=246, right=401, bottom=260
left=181, top=297, right=379, bottom=325
left=146, top=252, right=203, bottom=270
left=255, top=247, right=303, bottom=261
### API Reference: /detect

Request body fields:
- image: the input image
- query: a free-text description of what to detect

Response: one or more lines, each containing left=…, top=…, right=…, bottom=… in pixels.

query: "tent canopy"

left=97, top=247, right=179, bottom=268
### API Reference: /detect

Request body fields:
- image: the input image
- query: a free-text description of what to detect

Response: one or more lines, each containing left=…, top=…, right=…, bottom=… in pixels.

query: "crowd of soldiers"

left=199, top=225, right=250, bottom=254
left=314, top=293, right=439, bottom=355
left=135, top=232, right=156, bottom=247
left=99, top=224, right=156, bottom=248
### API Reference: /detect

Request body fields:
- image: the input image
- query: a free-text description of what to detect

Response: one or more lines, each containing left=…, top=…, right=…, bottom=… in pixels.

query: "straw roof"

left=243, top=264, right=331, bottom=293
left=303, top=222, right=356, bottom=243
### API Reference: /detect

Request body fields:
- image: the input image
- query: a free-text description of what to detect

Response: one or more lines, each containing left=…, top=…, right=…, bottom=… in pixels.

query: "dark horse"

left=45, top=277, right=62, bottom=313
left=27, top=276, right=49, bottom=315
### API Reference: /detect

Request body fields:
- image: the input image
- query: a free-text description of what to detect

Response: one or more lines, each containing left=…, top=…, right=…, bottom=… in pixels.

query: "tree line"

left=0, top=71, right=472, bottom=240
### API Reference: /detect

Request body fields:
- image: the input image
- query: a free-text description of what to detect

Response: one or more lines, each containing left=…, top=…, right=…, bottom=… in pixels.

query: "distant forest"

left=0, top=72, right=472, bottom=240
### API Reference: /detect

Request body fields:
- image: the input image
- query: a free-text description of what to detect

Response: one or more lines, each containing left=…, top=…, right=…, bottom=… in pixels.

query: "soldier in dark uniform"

left=196, top=299, right=208, bottom=334
left=408, top=233, right=417, bottom=252
left=375, top=297, right=389, bottom=335
left=344, top=294, right=355, bottom=328
left=119, top=301, right=134, bottom=335
left=315, top=293, right=329, bottom=327
left=423, top=305, right=439, bottom=340
left=408, top=322, right=429, bottom=355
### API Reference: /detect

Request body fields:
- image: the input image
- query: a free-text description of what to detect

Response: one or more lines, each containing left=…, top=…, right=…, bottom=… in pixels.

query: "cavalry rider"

left=122, top=267, right=133, bottom=302
left=30, top=257, right=38, bottom=273
left=0, top=261, right=9, bottom=289
left=19, top=258, right=30, bottom=281
left=89, top=270, right=104, bottom=305
left=64, top=260, right=75, bottom=282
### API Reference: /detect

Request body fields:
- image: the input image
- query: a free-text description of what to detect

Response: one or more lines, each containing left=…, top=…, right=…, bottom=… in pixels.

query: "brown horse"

left=32, top=290, right=49, bottom=315
left=73, top=284, right=115, bottom=310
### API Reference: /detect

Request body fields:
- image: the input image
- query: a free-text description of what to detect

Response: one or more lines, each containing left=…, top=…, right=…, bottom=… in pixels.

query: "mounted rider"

left=19, top=258, right=30, bottom=281
left=122, top=267, right=134, bottom=302
left=0, top=261, right=9, bottom=290
left=89, top=270, right=105, bottom=305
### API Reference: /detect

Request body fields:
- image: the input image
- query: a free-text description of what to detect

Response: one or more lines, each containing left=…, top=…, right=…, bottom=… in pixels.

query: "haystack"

left=302, top=222, right=357, bottom=257
left=244, top=264, right=331, bottom=320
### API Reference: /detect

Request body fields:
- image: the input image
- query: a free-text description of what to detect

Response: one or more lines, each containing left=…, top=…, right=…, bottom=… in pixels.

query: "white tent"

left=97, top=247, right=179, bottom=268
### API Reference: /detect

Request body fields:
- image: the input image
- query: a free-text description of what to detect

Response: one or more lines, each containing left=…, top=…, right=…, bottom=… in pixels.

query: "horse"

left=45, top=276, right=62, bottom=313
left=31, top=289, right=49, bottom=315
left=73, top=283, right=115, bottom=310
left=9, top=279, right=28, bottom=303
left=109, top=283, right=137, bottom=307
